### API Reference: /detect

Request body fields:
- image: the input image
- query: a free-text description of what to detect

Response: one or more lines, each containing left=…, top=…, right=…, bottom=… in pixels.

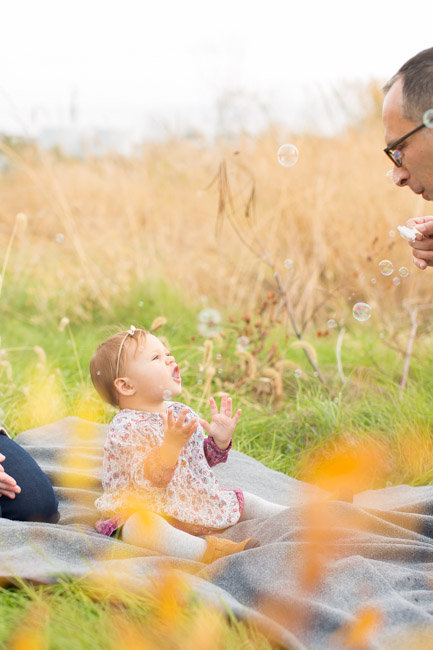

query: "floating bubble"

left=333, top=397, right=339, bottom=403
left=389, top=229, right=396, bottom=238
left=294, top=369, right=302, bottom=378
left=327, top=319, right=337, bottom=329
left=237, top=336, right=250, bottom=350
left=277, top=144, right=299, bottom=168
left=216, top=353, right=222, bottom=361
left=379, top=333, right=384, bottom=339
left=56, top=233, right=64, bottom=244
left=379, top=260, right=394, bottom=276
left=399, top=267, right=409, bottom=278
left=138, top=301, right=144, bottom=307
left=163, top=390, right=172, bottom=400
left=197, top=379, right=203, bottom=386
left=284, top=258, right=294, bottom=269
left=371, top=278, right=377, bottom=285
left=392, top=277, right=400, bottom=286
left=352, top=302, right=372, bottom=322
left=313, top=371, right=319, bottom=377
left=218, top=368, right=223, bottom=374
left=197, top=308, right=222, bottom=338
left=423, top=109, right=433, bottom=128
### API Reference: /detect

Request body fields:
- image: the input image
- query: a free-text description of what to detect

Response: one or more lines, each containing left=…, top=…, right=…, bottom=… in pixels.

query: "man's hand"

left=0, top=453, right=21, bottom=499
left=406, top=216, right=433, bottom=269
left=199, top=394, right=241, bottom=451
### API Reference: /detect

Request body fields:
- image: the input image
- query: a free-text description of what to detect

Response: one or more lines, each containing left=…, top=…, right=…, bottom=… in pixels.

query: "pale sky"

left=1, top=0, right=432, bottom=137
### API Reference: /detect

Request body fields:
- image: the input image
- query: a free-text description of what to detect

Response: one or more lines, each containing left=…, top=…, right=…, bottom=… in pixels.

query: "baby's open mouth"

left=172, top=365, right=181, bottom=380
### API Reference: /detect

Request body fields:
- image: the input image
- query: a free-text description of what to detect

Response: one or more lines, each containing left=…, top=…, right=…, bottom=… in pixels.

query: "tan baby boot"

left=200, top=536, right=260, bottom=564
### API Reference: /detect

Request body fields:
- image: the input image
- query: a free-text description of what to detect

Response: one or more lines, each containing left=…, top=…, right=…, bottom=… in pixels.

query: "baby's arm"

left=144, top=407, right=198, bottom=487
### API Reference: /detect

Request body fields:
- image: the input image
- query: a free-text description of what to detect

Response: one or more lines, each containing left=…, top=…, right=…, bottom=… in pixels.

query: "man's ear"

left=114, top=377, right=136, bottom=397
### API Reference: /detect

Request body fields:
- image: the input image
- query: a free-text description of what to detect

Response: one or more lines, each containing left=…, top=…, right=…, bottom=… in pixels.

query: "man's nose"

left=393, top=165, right=409, bottom=187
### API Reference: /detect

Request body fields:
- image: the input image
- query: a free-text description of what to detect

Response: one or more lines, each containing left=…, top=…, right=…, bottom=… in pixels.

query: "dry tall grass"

left=0, top=119, right=430, bottom=327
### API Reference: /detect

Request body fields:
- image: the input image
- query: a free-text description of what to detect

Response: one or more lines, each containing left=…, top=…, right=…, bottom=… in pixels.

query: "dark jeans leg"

left=0, top=435, right=59, bottom=523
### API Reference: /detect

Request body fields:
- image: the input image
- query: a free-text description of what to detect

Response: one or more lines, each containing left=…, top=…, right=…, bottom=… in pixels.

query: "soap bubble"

left=277, top=144, right=299, bottom=168
left=138, top=301, right=144, bottom=307
left=371, top=278, right=377, bottom=285
left=389, top=230, right=396, bottom=238
left=163, top=390, right=173, bottom=400
left=423, top=109, right=433, bottom=128
left=237, top=336, right=250, bottom=350
left=327, top=319, right=337, bottom=329
left=284, top=258, right=293, bottom=269
left=392, top=277, right=400, bottom=286
left=294, top=369, right=302, bottom=378
left=352, top=302, right=372, bottom=322
left=216, top=353, right=222, bottom=361
left=399, top=267, right=409, bottom=278
left=313, top=371, right=319, bottom=377
left=56, top=233, right=64, bottom=244
left=197, top=308, right=222, bottom=338
left=379, top=260, right=394, bottom=276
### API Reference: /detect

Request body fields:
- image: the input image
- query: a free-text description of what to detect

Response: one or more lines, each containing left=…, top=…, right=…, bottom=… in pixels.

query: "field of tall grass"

left=2, top=109, right=433, bottom=648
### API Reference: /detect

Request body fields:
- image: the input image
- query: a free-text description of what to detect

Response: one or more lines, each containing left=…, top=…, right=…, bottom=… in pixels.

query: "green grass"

left=1, top=279, right=433, bottom=648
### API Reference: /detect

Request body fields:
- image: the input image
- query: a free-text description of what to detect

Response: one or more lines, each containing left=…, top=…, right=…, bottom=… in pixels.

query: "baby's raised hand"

left=199, top=394, right=241, bottom=450
left=161, top=407, right=198, bottom=453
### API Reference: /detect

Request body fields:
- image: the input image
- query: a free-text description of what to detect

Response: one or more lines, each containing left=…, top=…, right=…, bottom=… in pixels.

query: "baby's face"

left=122, top=334, right=182, bottom=404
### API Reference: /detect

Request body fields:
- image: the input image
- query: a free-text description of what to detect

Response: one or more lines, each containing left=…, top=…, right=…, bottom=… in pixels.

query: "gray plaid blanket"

left=2, top=417, right=433, bottom=650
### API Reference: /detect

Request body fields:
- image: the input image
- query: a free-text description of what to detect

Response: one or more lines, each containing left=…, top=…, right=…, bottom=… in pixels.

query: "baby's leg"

left=121, top=512, right=207, bottom=561
left=239, top=491, right=288, bottom=521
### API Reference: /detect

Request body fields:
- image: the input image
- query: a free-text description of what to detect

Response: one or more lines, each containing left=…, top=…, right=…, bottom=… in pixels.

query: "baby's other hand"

left=161, top=407, right=198, bottom=452
left=199, top=394, right=241, bottom=450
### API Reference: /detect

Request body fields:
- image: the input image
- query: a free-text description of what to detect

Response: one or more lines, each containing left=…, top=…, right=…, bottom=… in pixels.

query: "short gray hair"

left=383, top=47, right=433, bottom=122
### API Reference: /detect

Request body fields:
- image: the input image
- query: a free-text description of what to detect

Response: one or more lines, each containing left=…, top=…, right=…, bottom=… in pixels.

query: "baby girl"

left=90, top=326, right=287, bottom=563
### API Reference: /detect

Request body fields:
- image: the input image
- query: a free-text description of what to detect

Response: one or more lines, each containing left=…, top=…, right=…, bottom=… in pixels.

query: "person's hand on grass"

left=199, top=394, right=241, bottom=450
left=405, top=216, right=433, bottom=270
left=0, top=453, right=21, bottom=499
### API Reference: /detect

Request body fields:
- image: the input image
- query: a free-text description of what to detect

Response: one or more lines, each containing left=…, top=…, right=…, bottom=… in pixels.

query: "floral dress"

left=95, top=402, right=243, bottom=536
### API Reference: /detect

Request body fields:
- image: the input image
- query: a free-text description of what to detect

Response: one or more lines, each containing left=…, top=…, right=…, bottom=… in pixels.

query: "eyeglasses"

left=384, top=122, right=426, bottom=167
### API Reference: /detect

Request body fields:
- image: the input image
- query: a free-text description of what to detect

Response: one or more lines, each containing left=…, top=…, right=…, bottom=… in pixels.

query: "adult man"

left=382, top=47, right=433, bottom=270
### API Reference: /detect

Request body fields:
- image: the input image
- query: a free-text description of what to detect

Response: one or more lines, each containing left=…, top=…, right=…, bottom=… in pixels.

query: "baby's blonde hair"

left=90, top=328, right=148, bottom=407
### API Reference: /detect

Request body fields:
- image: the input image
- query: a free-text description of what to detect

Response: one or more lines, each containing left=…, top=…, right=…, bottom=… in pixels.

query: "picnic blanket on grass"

left=2, top=417, right=433, bottom=649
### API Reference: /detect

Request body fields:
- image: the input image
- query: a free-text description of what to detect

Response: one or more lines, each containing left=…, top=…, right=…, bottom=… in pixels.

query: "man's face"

left=383, top=77, right=433, bottom=200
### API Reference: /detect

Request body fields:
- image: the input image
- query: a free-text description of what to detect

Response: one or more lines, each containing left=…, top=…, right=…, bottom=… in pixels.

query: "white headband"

left=115, top=325, right=137, bottom=377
